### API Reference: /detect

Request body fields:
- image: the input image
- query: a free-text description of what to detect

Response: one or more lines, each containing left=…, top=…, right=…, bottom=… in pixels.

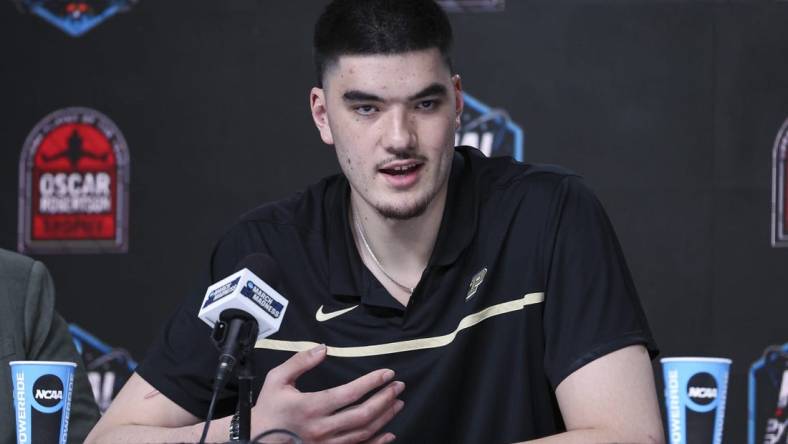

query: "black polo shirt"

left=137, top=146, right=657, bottom=443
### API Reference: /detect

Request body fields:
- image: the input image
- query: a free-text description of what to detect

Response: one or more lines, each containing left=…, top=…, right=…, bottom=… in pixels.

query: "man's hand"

left=86, top=345, right=404, bottom=443
left=253, top=344, right=405, bottom=443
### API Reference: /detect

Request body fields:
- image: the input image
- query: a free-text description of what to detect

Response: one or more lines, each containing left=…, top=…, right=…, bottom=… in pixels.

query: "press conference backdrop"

left=1, top=1, right=787, bottom=442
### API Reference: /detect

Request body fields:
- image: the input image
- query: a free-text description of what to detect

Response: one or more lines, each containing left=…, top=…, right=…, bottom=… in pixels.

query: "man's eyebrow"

left=341, top=84, right=449, bottom=103
left=343, top=90, right=384, bottom=102
left=408, top=83, right=448, bottom=101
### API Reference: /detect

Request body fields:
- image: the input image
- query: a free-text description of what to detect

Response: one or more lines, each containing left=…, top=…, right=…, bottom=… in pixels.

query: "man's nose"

left=382, top=107, right=415, bottom=152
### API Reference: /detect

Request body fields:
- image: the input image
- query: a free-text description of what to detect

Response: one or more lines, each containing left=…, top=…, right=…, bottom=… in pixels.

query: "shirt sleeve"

left=541, top=175, right=658, bottom=389
left=135, top=221, right=264, bottom=419
left=23, top=261, right=101, bottom=444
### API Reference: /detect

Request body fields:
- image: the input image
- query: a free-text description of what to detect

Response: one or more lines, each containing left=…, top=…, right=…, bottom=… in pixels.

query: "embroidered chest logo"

left=465, top=267, right=488, bottom=300
left=315, top=304, right=358, bottom=322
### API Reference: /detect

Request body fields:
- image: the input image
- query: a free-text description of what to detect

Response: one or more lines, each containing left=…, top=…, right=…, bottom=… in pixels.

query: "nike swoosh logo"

left=315, top=304, right=359, bottom=322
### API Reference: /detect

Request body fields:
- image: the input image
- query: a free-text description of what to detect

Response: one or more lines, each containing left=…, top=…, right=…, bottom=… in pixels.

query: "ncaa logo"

left=456, top=93, right=524, bottom=162
left=18, top=107, right=130, bottom=254
left=772, top=117, right=788, bottom=247
left=13, top=0, right=137, bottom=37
left=686, top=372, right=719, bottom=412
left=32, top=374, right=64, bottom=409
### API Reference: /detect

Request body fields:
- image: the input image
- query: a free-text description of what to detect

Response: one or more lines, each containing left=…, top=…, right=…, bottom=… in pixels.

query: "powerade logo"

left=240, top=281, right=283, bottom=318
left=667, top=369, right=681, bottom=443
left=13, top=0, right=138, bottom=37
left=15, top=372, right=27, bottom=443
left=202, top=277, right=240, bottom=308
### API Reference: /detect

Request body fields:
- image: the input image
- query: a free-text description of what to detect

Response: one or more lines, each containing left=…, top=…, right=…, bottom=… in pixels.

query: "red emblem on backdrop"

left=773, top=117, right=788, bottom=247
left=18, top=107, right=130, bottom=254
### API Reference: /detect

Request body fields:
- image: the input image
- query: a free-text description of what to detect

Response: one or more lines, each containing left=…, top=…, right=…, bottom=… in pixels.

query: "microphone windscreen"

left=200, top=253, right=289, bottom=339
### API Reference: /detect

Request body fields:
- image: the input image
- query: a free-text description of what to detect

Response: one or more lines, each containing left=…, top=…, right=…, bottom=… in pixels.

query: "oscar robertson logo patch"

left=18, top=107, right=130, bottom=254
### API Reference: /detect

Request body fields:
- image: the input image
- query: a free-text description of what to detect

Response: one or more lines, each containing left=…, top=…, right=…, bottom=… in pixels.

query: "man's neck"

left=350, top=185, right=448, bottom=306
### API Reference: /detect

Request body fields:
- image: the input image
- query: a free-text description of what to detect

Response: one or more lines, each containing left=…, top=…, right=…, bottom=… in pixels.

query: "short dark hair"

left=313, top=0, right=454, bottom=87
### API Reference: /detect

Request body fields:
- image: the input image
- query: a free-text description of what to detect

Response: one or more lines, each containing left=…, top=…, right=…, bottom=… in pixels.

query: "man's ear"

left=310, top=87, right=334, bottom=145
left=452, top=74, right=464, bottom=130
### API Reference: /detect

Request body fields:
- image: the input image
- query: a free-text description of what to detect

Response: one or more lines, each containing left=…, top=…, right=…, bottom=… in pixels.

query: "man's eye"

left=417, top=100, right=438, bottom=110
left=354, top=105, right=377, bottom=116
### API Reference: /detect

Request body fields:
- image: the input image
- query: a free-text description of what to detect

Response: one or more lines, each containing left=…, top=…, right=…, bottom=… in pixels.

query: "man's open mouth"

left=379, top=163, right=423, bottom=176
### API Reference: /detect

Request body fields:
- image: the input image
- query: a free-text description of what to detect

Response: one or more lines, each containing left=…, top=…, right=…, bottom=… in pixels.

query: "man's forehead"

left=323, top=48, right=452, bottom=96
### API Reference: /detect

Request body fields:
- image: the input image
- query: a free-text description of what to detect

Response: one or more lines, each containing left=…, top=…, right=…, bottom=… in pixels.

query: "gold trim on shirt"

left=255, top=292, right=545, bottom=358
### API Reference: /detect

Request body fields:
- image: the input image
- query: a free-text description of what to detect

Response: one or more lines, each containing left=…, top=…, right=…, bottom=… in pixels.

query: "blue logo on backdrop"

left=456, top=93, right=524, bottom=162
left=69, top=324, right=136, bottom=413
left=14, top=0, right=137, bottom=37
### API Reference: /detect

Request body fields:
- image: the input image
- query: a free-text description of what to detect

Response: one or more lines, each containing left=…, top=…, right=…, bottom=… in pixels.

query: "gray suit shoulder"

left=0, top=247, right=36, bottom=281
left=0, top=248, right=40, bottom=318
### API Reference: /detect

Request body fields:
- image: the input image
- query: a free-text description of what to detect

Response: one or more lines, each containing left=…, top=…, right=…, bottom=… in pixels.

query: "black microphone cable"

left=198, top=388, right=220, bottom=443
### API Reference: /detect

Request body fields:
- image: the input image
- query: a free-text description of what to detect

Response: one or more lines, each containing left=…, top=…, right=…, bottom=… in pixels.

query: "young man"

left=88, top=1, right=664, bottom=442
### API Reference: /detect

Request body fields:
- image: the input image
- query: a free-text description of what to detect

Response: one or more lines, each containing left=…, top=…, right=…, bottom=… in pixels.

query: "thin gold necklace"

left=351, top=205, right=415, bottom=294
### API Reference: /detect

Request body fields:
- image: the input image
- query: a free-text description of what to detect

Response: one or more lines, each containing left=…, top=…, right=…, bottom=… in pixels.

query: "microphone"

left=196, top=253, right=291, bottom=443
left=198, top=253, right=289, bottom=390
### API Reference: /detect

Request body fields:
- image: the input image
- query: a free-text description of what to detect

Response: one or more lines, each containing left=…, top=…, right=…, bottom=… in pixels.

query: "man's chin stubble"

left=377, top=204, right=428, bottom=220
left=375, top=194, right=433, bottom=220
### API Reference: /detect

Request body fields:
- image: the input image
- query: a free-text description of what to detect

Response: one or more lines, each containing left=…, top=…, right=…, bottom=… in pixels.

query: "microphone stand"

left=237, top=350, right=255, bottom=441
left=212, top=309, right=259, bottom=442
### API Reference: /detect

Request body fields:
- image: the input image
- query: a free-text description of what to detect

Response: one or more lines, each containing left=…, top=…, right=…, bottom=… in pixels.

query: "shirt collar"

left=428, top=146, right=478, bottom=267
left=326, top=177, right=363, bottom=299
left=327, top=146, right=479, bottom=301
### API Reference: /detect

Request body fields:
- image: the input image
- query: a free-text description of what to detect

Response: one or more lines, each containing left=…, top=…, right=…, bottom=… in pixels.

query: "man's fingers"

left=322, top=398, right=404, bottom=444
left=309, top=381, right=404, bottom=443
left=323, top=381, right=404, bottom=435
left=362, top=432, right=397, bottom=444
left=266, top=344, right=327, bottom=385
left=311, top=368, right=396, bottom=413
